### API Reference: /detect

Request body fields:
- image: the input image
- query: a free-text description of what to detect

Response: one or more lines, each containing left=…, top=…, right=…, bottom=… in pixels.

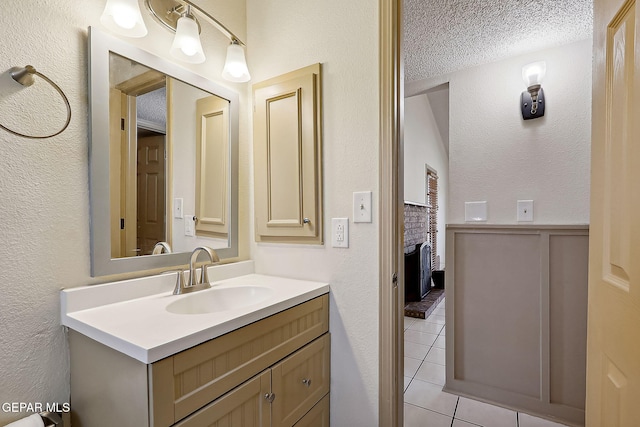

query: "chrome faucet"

left=172, top=246, right=220, bottom=295
left=152, top=241, right=172, bottom=255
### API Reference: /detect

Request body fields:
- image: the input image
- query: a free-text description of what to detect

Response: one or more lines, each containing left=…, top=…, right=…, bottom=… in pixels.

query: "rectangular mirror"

left=89, top=27, right=239, bottom=276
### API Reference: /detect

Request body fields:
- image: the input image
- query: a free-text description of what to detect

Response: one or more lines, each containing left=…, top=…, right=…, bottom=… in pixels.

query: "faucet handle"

left=163, top=269, right=187, bottom=295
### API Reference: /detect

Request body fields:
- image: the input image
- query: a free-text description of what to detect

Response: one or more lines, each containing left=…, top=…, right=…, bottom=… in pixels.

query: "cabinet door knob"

left=303, top=217, right=311, bottom=224
left=302, top=378, right=312, bottom=387
left=264, top=392, right=276, bottom=403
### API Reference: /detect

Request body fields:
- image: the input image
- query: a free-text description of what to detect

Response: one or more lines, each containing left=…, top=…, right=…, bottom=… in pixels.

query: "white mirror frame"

left=89, top=27, right=239, bottom=276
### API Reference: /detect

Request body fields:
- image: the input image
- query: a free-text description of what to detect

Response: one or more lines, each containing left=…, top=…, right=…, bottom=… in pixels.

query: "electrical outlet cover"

left=332, top=218, right=349, bottom=248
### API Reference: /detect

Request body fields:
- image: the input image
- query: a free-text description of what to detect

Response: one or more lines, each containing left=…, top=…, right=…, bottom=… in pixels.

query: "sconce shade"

left=522, top=61, right=546, bottom=88
left=222, top=41, right=251, bottom=83
left=170, top=13, right=206, bottom=64
left=100, top=0, right=148, bottom=38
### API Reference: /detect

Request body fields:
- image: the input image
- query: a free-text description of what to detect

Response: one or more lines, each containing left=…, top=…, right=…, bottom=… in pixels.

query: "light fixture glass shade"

left=222, top=42, right=251, bottom=83
left=170, top=14, right=206, bottom=64
left=100, top=0, right=147, bottom=38
left=522, top=61, right=546, bottom=88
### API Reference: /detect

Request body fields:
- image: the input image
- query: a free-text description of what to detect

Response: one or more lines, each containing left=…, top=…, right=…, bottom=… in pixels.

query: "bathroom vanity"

left=62, top=269, right=330, bottom=427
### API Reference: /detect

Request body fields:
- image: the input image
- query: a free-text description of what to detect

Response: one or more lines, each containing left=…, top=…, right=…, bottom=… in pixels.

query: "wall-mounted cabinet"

left=69, top=295, right=330, bottom=427
left=252, top=64, right=323, bottom=244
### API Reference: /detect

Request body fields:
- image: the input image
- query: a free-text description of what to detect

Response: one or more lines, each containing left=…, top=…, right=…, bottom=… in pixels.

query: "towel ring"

left=0, top=65, right=72, bottom=139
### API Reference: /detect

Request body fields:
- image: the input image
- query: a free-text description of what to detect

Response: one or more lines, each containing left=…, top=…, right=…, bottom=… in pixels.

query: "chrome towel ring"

left=1, top=65, right=71, bottom=139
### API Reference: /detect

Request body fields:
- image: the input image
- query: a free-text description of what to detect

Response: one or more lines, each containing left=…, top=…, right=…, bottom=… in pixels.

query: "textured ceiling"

left=404, top=0, right=593, bottom=82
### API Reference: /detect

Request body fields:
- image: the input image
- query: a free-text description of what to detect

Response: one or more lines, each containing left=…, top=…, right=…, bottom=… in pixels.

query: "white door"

left=586, top=0, right=640, bottom=425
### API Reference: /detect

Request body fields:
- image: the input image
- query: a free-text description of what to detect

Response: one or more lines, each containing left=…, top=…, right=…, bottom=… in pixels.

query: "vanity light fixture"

left=169, top=5, right=205, bottom=64
left=521, top=61, right=546, bottom=120
left=146, top=0, right=251, bottom=82
left=222, top=40, right=251, bottom=82
left=100, top=0, right=148, bottom=38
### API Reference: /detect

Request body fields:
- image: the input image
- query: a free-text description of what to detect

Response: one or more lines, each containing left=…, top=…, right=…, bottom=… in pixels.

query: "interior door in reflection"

left=137, top=131, right=166, bottom=255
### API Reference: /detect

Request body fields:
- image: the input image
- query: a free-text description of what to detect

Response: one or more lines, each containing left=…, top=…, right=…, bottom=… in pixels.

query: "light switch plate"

left=185, top=216, right=195, bottom=236
left=517, top=200, right=534, bottom=222
left=173, top=198, right=184, bottom=219
left=465, top=201, right=488, bottom=222
left=332, top=218, right=349, bottom=248
left=353, top=191, right=373, bottom=223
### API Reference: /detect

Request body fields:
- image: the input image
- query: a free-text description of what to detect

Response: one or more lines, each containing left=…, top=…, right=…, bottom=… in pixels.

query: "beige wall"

left=404, top=92, right=450, bottom=267
left=407, top=39, right=592, bottom=225
left=0, top=1, right=247, bottom=424
left=246, top=0, right=381, bottom=424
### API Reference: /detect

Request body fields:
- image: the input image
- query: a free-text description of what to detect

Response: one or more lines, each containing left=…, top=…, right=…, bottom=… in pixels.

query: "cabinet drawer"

left=151, top=295, right=329, bottom=426
left=293, top=394, right=330, bottom=427
left=174, top=371, right=271, bottom=427
left=272, top=334, right=330, bottom=427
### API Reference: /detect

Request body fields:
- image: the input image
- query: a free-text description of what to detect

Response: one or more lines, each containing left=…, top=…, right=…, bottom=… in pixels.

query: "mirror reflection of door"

left=137, top=128, right=166, bottom=256
left=109, top=55, right=168, bottom=258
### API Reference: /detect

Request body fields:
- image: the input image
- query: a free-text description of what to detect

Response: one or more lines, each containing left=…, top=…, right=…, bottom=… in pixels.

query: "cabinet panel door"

left=271, top=334, right=330, bottom=427
left=174, top=371, right=271, bottom=427
left=150, top=295, right=329, bottom=425
left=253, top=64, right=323, bottom=244
left=293, top=394, right=330, bottom=427
left=195, top=95, right=229, bottom=239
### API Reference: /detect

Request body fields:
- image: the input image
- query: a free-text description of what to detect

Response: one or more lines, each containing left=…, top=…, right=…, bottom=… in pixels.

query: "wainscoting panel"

left=445, top=225, right=589, bottom=426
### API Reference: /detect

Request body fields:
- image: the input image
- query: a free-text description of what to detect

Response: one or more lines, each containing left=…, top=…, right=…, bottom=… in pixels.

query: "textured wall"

left=246, top=0, right=380, bottom=424
left=404, top=93, right=449, bottom=266
left=409, top=39, right=592, bottom=225
left=0, top=1, right=246, bottom=424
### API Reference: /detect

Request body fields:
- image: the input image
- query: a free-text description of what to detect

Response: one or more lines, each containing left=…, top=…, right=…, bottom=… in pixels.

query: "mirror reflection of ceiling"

left=138, top=87, right=167, bottom=127
left=403, top=0, right=593, bottom=82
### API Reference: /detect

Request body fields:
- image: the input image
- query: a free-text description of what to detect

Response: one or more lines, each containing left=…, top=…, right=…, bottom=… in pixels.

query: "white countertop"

left=61, top=271, right=329, bottom=364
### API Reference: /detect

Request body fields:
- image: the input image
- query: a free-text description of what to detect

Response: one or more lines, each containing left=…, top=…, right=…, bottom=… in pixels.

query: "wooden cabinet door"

left=271, top=334, right=330, bottom=427
left=253, top=64, right=323, bottom=244
left=293, top=394, right=330, bottom=427
left=195, top=95, right=229, bottom=239
left=174, top=371, right=271, bottom=427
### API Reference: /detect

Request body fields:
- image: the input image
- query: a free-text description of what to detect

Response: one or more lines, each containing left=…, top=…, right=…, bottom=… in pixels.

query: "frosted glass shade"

left=522, top=61, right=546, bottom=88
left=222, top=42, right=251, bottom=83
left=170, top=15, right=206, bottom=64
left=100, top=0, right=147, bottom=38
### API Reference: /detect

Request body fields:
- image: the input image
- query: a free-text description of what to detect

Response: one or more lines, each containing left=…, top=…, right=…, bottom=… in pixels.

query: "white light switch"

left=173, top=198, right=184, bottom=219
left=353, top=191, right=373, bottom=223
left=185, top=216, right=195, bottom=236
left=517, top=200, right=534, bottom=222
left=465, top=201, right=488, bottom=222
left=332, top=218, right=349, bottom=248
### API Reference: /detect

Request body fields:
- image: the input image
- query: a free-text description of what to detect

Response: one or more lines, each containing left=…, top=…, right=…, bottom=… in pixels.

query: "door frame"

left=379, top=0, right=404, bottom=425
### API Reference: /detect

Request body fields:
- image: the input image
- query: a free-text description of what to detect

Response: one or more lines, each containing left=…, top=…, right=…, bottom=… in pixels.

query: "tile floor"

left=403, top=298, right=569, bottom=427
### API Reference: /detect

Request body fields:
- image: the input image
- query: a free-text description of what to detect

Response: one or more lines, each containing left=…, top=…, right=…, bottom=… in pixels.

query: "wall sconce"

left=100, top=0, right=148, bottom=38
left=100, top=0, right=251, bottom=82
left=521, top=61, right=546, bottom=120
left=169, top=5, right=205, bottom=64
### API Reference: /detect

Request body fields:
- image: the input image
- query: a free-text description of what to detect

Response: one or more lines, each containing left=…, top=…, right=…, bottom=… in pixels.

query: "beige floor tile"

left=404, top=356, right=422, bottom=377
left=433, top=335, right=446, bottom=349
left=404, top=379, right=459, bottom=417
left=404, top=376, right=412, bottom=392
left=424, top=315, right=446, bottom=326
left=451, top=420, right=479, bottom=427
left=405, top=329, right=438, bottom=346
left=455, top=397, right=517, bottom=427
left=425, top=347, right=446, bottom=365
left=404, top=404, right=453, bottom=427
left=404, top=317, right=416, bottom=330
left=409, top=319, right=444, bottom=335
left=415, top=361, right=445, bottom=386
left=518, top=412, right=570, bottom=427
left=405, top=341, right=430, bottom=360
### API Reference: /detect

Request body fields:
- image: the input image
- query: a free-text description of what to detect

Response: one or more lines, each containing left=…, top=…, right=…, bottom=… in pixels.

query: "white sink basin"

left=166, top=286, right=273, bottom=315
